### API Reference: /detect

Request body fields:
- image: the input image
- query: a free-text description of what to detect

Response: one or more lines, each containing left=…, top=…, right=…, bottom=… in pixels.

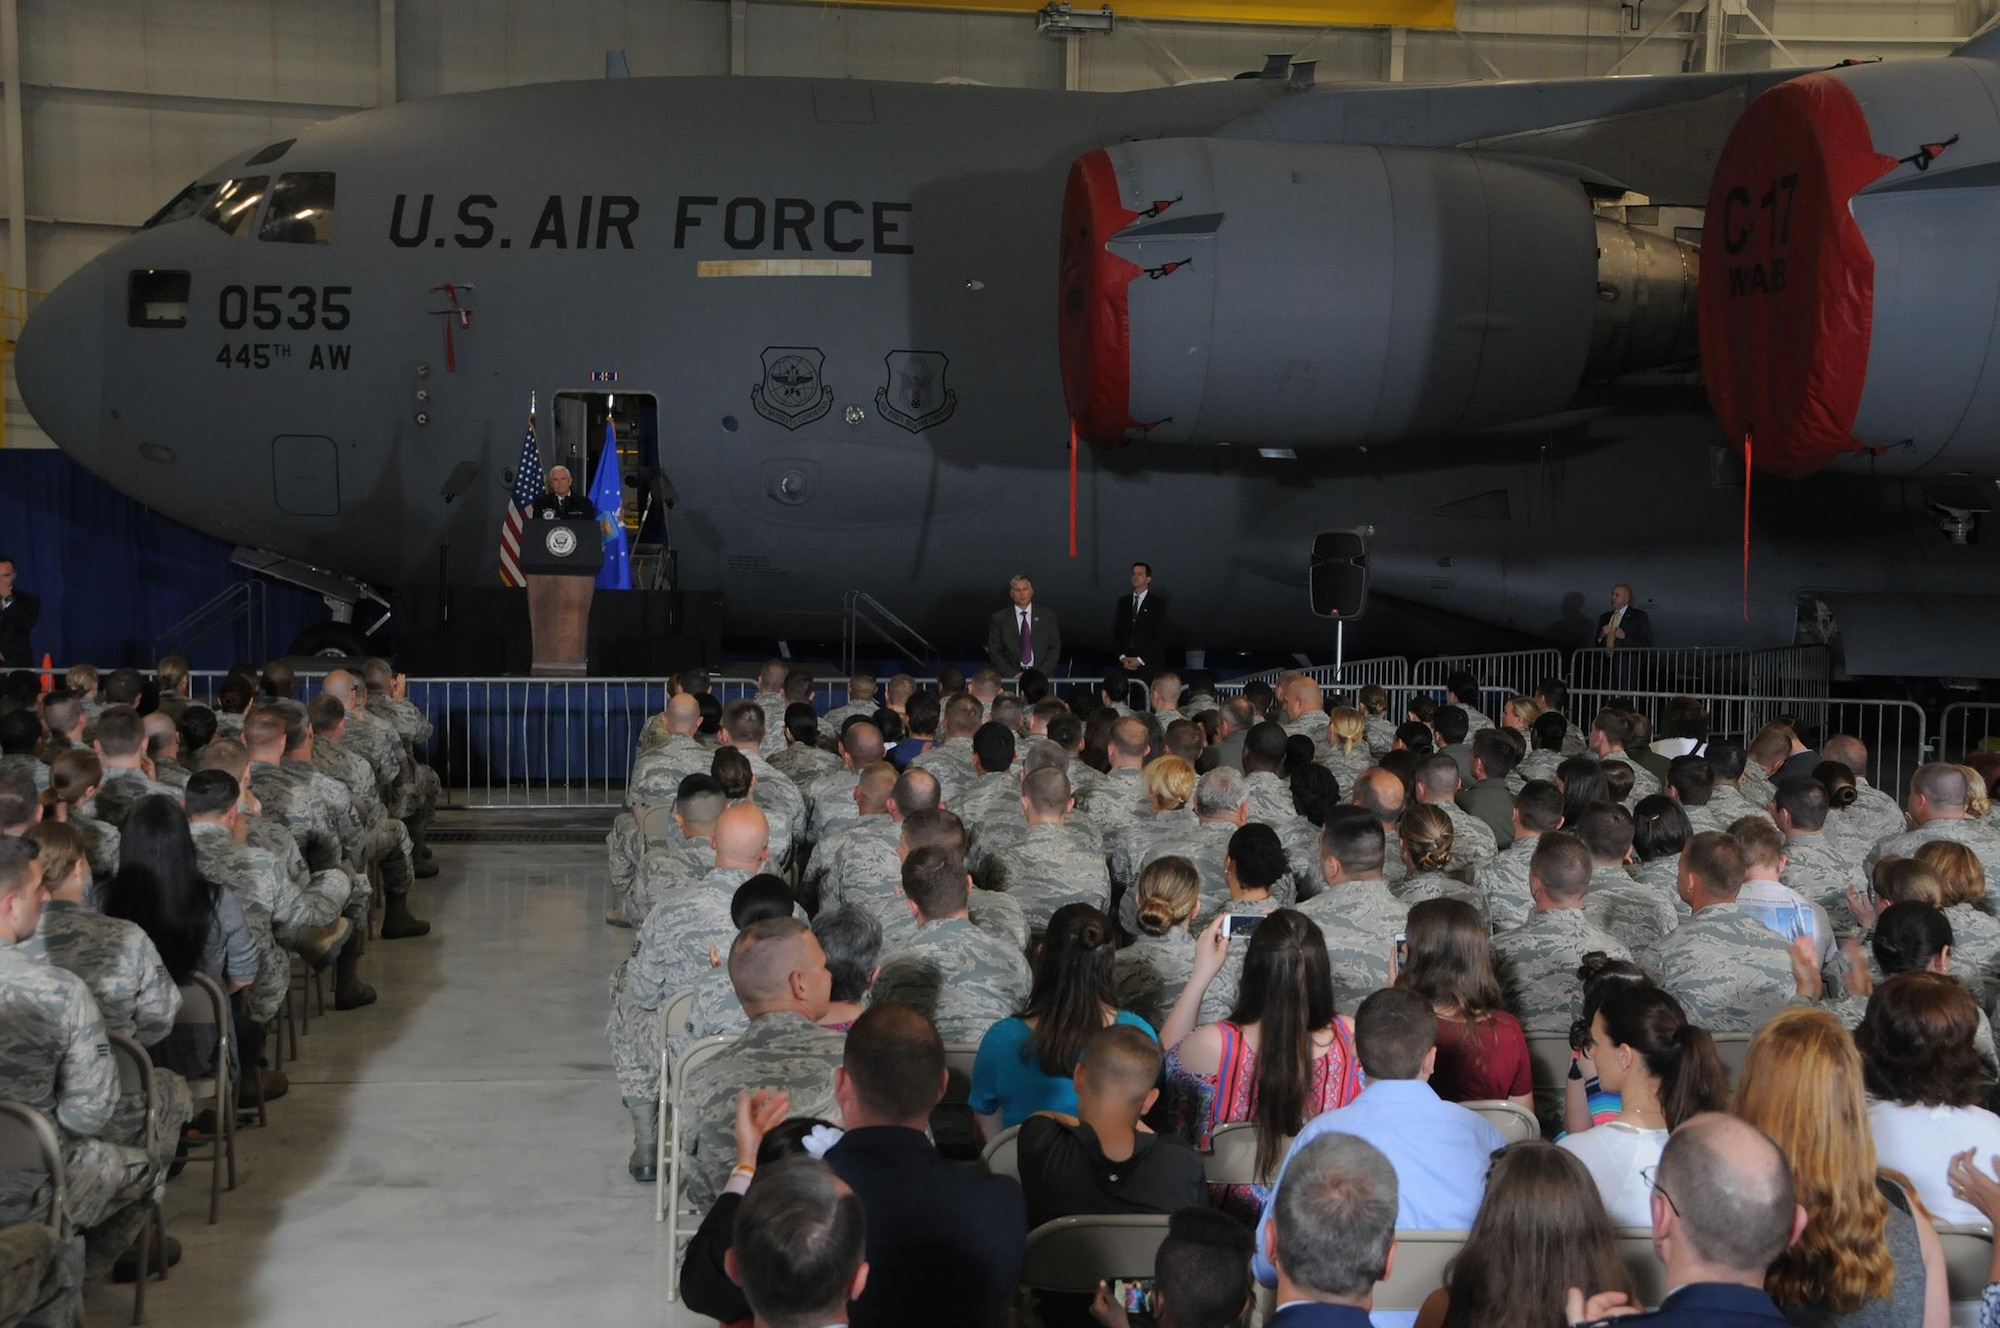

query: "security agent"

left=531, top=465, right=594, bottom=519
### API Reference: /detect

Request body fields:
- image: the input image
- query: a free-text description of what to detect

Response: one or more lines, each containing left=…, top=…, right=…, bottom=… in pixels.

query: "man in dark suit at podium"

left=1111, top=562, right=1168, bottom=707
left=531, top=464, right=593, bottom=519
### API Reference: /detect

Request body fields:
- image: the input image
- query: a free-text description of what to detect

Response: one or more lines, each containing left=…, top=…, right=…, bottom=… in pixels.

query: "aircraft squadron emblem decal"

left=545, top=525, right=579, bottom=558
left=876, top=350, right=957, bottom=433
left=752, top=347, right=835, bottom=430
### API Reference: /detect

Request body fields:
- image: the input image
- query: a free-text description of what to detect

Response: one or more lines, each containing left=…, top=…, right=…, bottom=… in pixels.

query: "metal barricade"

left=1939, top=702, right=2000, bottom=763
left=1567, top=646, right=1831, bottom=703
left=1215, top=657, right=1409, bottom=701
left=1563, top=688, right=1926, bottom=805
left=1410, top=651, right=1563, bottom=707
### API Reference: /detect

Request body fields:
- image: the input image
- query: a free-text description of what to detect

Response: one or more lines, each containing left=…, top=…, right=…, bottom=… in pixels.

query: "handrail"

left=152, top=580, right=267, bottom=663
left=842, top=590, right=940, bottom=674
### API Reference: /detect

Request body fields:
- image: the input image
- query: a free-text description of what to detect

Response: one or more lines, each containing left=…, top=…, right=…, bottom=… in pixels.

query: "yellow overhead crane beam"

left=802, top=0, right=1455, bottom=30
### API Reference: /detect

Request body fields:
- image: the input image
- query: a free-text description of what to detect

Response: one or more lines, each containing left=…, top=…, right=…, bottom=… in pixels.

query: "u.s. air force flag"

left=590, top=419, right=631, bottom=590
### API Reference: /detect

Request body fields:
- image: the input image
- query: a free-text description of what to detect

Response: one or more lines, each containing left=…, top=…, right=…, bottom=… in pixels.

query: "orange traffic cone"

left=39, top=653, right=52, bottom=693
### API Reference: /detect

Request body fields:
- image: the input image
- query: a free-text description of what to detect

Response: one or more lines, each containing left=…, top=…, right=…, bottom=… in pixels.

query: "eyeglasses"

left=1640, top=1164, right=1679, bottom=1217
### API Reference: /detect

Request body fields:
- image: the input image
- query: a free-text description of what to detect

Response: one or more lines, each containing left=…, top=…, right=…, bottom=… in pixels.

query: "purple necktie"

left=1019, top=611, right=1032, bottom=667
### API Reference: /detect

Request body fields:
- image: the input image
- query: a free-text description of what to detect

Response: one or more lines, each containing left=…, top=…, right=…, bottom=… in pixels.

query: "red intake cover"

left=1058, top=150, right=1143, bottom=442
left=1699, top=72, right=1900, bottom=477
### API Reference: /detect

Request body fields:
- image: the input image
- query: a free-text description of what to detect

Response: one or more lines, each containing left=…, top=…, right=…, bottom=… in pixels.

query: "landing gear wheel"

left=287, top=622, right=374, bottom=660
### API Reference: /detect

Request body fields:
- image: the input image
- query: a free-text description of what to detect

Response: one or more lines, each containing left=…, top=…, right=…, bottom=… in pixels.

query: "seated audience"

left=1259, top=1132, right=1400, bottom=1327
left=1019, top=1024, right=1203, bottom=1227
left=1559, top=984, right=1727, bottom=1226
left=970, top=903, right=1153, bottom=1136
left=1856, top=970, right=2000, bottom=1228
left=1397, top=897, right=1532, bottom=1110
left=1085, top=1207, right=1252, bottom=1328
left=1642, top=831, right=1792, bottom=1033
left=1910, top=840, right=2000, bottom=1009
left=1159, top=909, right=1361, bottom=1222
left=813, top=904, right=882, bottom=1032
left=1414, top=1141, right=1638, bottom=1328
left=680, top=1091, right=841, bottom=1322
left=1563, top=955, right=1655, bottom=1134
left=1732, top=1006, right=1946, bottom=1327
left=1113, top=855, right=1201, bottom=1031
left=870, top=844, right=1032, bottom=1042
left=1493, top=833, right=1632, bottom=1040
left=1252, top=987, right=1505, bottom=1287
left=825, top=1003, right=1026, bottom=1328
left=678, top=917, right=846, bottom=1209
left=1623, top=1114, right=1808, bottom=1326
left=725, top=1155, right=869, bottom=1328
left=1631, top=794, right=1692, bottom=893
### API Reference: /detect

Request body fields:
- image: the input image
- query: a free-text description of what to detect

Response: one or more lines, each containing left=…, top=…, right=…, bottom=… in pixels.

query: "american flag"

left=498, top=406, right=542, bottom=587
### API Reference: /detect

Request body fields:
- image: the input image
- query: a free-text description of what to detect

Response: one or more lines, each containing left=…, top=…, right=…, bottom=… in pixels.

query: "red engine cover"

left=1057, top=149, right=1143, bottom=442
left=1699, top=72, right=1900, bottom=478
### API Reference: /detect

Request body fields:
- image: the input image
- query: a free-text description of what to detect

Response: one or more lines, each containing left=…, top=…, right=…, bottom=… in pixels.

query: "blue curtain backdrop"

left=0, top=449, right=322, bottom=669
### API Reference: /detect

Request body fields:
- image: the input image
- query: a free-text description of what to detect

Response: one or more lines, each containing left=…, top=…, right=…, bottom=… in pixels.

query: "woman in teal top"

left=970, top=903, right=1156, bottom=1137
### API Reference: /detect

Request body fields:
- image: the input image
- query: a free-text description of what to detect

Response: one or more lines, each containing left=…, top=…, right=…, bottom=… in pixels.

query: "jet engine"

left=1058, top=138, right=1697, bottom=447
left=1700, top=56, right=2000, bottom=478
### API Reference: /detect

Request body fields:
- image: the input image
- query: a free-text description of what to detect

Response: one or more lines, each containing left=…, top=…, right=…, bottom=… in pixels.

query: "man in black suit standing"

left=824, top=1003, right=1025, bottom=1328
left=986, top=575, right=1060, bottom=679
left=1596, top=582, right=1654, bottom=650
left=0, top=557, right=37, bottom=666
left=1111, top=562, right=1168, bottom=708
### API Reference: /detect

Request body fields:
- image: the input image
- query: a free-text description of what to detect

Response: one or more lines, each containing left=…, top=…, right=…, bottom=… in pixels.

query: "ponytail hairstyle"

left=1871, top=901, right=1953, bottom=977
left=46, top=749, right=103, bottom=807
left=1555, top=758, right=1609, bottom=831
left=1595, top=984, right=1728, bottom=1128
left=1813, top=760, right=1860, bottom=812
left=1328, top=707, right=1367, bottom=756
left=1021, top=903, right=1117, bottom=1077
left=1226, top=909, right=1336, bottom=1179
left=1399, top=898, right=1505, bottom=1023
left=1133, top=856, right=1201, bottom=938
left=1400, top=803, right=1455, bottom=874
left=1961, top=765, right=1993, bottom=819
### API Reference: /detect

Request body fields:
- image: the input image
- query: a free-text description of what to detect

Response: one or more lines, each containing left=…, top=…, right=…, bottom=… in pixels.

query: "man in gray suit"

left=1198, top=696, right=1259, bottom=774
left=986, top=575, right=1061, bottom=678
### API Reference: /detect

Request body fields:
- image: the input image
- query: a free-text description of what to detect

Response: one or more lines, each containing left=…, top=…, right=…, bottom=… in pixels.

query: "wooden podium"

left=519, top=519, right=602, bottom=677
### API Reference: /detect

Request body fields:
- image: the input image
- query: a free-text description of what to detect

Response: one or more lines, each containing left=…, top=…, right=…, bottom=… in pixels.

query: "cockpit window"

left=140, top=180, right=219, bottom=230
left=127, top=270, right=190, bottom=328
left=259, top=173, right=335, bottom=245
left=198, top=177, right=269, bottom=238
left=245, top=139, right=296, bottom=166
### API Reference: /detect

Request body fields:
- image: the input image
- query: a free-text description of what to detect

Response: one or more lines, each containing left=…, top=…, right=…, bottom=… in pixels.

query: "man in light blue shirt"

left=1253, top=987, right=1505, bottom=1289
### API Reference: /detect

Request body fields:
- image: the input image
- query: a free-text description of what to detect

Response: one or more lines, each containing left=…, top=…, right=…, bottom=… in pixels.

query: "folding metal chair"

left=1370, top=1230, right=1468, bottom=1310
left=1019, top=1214, right=1173, bottom=1295
left=0, top=1099, right=70, bottom=1327
left=979, top=1125, right=1021, bottom=1181
left=1462, top=1100, right=1540, bottom=1146
left=174, top=974, right=235, bottom=1224
left=1203, top=1120, right=1281, bottom=1190
left=1711, top=1031, right=1753, bottom=1088
left=106, top=1032, right=168, bottom=1325
left=1935, top=1223, right=1997, bottom=1303
left=1614, top=1228, right=1670, bottom=1307
left=651, top=988, right=697, bottom=1222
left=663, top=1036, right=733, bottom=1302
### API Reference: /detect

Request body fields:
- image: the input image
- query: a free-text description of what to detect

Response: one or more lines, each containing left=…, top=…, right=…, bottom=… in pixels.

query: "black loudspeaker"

left=1310, top=531, right=1369, bottom=619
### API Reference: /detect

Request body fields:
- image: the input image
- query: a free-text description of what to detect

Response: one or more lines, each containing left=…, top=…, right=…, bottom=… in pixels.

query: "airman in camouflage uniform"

left=1493, top=909, right=1631, bottom=1036
left=1393, top=870, right=1484, bottom=912
left=358, top=661, right=441, bottom=855
left=1243, top=771, right=1302, bottom=829
left=632, top=837, right=717, bottom=927
left=308, top=696, right=420, bottom=903
left=1113, top=928, right=1197, bottom=1031
left=912, top=736, right=978, bottom=808
left=0, top=1222, right=70, bottom=1328
left=1640, top=901, right=1793, bottom=1032
left=673, top=964, right=746, bottom=1065
left=1868, top=813, right=2000, bottom=878
left=1512, top=747, right=1563, bottom=791
left=0, top=753, right=47, bottom=794
left=88, top=763, right=178, bottom=829
left=956, top=770, right=1026, bottom=837
left=1779, top=830, right=1866, bottom=914
left=871, top=915, right=1032, bottom=1043
left=1279, top=678, right=1331, bottom=753
left=1582, top=866, right=1680, bottom=952
left=1299, top=878, right=1405, bottom=1009
left=186, top=819, right=300, bottom=1024
left=1475, top=833, right=1545, bottom=933
left=770, top=733, right=842, bottom=801
left=0, top=905, right=154, bottom=1280
left=1632, top=854, right=1686, bottom=903
left=1821, top=751, right=1907, bottom=858
left=750, top=671, right=791, bottom=758
left=730, top=745, right=806, bottom=864
left=819, top=684, right=882, bottom=743
left=678, top=1008, right=844, bottom=1207
left=1364, top=714, right=1399, bottom=758
left=866, top=884, right=1030, bottom=956
left=986, top=821, right=1110, bottom=927
left=818, top=815, right=903, bottom=912
left=1707, top=782, right=1774, bottom=828
left=1109, top=807, right=1197, bottom=900
left=1945, top=903, right=2000, bottom=1011
left=610, top=862, right=757, bottom=1099
left=1078, top=765, right=1150, bottom=837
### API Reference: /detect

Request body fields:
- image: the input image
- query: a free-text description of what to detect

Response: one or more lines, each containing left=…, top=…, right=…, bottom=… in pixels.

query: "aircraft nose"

left=17, top=267, right=104, bottom=463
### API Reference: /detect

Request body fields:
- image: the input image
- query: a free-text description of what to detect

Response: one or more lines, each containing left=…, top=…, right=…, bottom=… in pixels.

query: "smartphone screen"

left=1224, top=914, right=1262, bottom=940
left=1111, top=1279, right=1156, bottom=1314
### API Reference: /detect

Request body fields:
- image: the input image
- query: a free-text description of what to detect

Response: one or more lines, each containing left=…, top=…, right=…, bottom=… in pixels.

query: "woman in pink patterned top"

left=1156, top=909, right=1363, bottom=1223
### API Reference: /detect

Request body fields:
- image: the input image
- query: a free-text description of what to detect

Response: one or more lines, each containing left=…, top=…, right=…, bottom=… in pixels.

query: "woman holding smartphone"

left=1155, top=909, right=1361, bottom=1222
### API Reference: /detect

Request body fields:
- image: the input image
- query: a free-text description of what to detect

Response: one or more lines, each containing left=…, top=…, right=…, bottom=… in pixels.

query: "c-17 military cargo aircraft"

left=20, top=35, right=2000, bottom=674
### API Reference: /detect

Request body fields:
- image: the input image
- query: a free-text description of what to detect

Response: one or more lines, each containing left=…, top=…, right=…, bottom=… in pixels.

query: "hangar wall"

left=0, top=0, right=1993, bottom=449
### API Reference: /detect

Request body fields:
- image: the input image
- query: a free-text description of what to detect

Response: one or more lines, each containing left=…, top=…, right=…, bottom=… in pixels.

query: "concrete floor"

left=87, top=812, right=709, bottom=1328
